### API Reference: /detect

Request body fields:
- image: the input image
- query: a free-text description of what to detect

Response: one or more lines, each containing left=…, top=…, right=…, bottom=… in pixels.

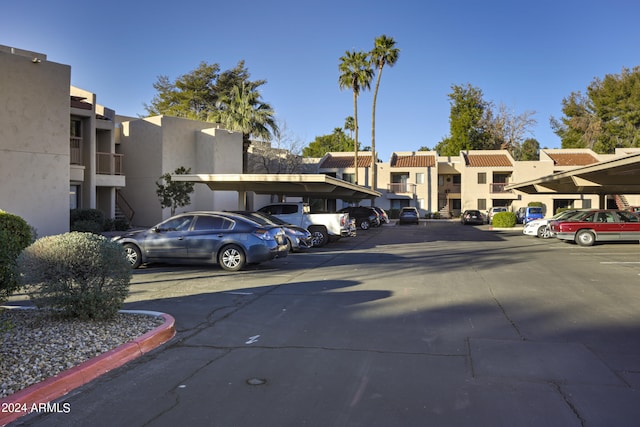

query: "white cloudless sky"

left=3, top=0, right=639, bottom=159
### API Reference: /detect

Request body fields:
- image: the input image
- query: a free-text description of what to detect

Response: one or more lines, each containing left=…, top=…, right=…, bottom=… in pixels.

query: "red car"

left=550, top=209, right=640, bottom=246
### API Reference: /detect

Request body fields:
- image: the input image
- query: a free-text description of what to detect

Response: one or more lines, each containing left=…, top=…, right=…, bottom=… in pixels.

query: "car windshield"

left=529, top=207, right=543, bottom=214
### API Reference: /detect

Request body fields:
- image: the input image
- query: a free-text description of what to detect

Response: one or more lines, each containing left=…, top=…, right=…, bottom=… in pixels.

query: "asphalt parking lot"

left=18, top=221, right=640, bottom=426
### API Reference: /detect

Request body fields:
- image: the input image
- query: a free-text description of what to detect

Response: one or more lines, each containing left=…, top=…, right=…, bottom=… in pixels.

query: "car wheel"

left=575, top=230, right=595, bottom=247
left=218, top=244, right=246, bottom=271
left=360, top=220, right=370, bottom=230
left=536, top=226, right=547, bottom=238
left=309, top=226, right=329, bottom=247
left=285, top=238, right=293, bottom=252
left=123, top=243, right=142, bottom=269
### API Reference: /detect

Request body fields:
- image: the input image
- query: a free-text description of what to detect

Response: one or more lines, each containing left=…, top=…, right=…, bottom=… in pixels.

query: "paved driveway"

left=21, top=221, right=640, bottom=426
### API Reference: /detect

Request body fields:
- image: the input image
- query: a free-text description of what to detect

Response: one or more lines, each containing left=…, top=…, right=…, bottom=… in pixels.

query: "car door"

left=615, top=211, right=640, bottom=241
left=144, top=215, right=193, bottom=260
left=186, top=214, right=235, bottom=259
left=594, top=211, right=619, bottom=241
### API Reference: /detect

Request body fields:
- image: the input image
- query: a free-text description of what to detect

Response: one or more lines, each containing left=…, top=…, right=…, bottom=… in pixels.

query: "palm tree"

left=338, top=50, right=373, bottom=185
left=213, top=83, right=279, bottom=173
left=344, top=116, right=355, bottom=140
left=370, top=35, right=399, bottom=191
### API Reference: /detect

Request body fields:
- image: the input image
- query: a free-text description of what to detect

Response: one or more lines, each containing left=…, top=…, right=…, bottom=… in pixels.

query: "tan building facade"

left=117, top=115, right=243, bottom=227
left=0, top=46, right=71, bottom=236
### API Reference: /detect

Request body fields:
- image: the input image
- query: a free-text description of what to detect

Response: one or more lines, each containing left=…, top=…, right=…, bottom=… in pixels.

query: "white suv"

left=486, top=207, right=508, bottom=224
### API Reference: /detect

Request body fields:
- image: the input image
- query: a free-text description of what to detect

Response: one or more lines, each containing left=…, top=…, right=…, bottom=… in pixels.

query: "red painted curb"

left=0, top=313, right=175, bottom=426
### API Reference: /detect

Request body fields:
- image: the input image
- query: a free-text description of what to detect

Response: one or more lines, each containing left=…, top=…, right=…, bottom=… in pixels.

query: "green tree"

left=551, top=66, right=640, bottom=153
left=156, top=167, right=195, bottom=216
left=369, top=34, right=399, bottom=190
left=212, top=82, right=279, bottom=171
left=338, top=50, right=373, bottom=184
left=344, top=116, right=355, bottom=139
left=303, top=128, right=356, bottom=157
left=518, top=138, right=540, bottom=160
left=436, top=84, right=489, bottom=156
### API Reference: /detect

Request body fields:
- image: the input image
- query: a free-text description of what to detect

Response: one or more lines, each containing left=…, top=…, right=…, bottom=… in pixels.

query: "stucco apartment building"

left=1, top=44, right=244, bottom=235
left=3, top=43, right=639, bottom=236
left=317, top=149, right=640, bottom=217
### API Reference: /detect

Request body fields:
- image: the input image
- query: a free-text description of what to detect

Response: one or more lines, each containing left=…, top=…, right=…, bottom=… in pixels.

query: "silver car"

left=112, top=212, right=288, bottom=271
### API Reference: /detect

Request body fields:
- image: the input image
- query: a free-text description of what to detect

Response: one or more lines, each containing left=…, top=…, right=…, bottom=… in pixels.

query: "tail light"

left=253, top=229, right=274, bottom=241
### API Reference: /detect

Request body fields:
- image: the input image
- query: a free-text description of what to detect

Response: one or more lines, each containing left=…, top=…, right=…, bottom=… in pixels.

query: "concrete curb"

left=0, top=310, right=175, bottom=426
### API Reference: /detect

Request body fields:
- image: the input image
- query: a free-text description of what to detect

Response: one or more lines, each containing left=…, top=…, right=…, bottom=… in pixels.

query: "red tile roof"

left=319, top=154, right=373, bottom=168
left=546, top=152, right=599, bottom=166
left=465, top=154, right=512, bottom=167
left=390, top=153, right=436, bottom=167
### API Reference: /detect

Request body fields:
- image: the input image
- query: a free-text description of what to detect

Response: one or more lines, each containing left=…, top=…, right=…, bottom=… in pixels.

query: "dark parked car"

left=229, top=211, right=313, bottom=252
left=112, top=212, right=288, bottom=271
left=549, top=209, right=640, bottom=246
left=461, top=210, right=484, bottom=225
left=398, top=207, right=420, bottom=225
left=339, top=206, right=380, bottom=230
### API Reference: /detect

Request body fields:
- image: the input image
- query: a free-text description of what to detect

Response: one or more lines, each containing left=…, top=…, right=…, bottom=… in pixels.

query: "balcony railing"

left=70, top=137, right=82, bottom=165
left=387, top=183, right=416, bottom=194
left=97, top=152, right=124, bottom=175
left=490, top=183, right=510, bottom=193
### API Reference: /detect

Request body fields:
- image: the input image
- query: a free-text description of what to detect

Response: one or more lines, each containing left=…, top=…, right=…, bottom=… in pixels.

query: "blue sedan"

left=112, top=212, right=288, bottom=271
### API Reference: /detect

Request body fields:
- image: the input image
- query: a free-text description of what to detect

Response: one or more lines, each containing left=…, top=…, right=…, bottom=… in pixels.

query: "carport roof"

left=172, top=173, right=381, bottom=200
left=505, top=152, right=640, bottom=194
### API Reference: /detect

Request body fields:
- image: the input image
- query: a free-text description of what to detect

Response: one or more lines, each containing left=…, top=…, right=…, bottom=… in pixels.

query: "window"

left=477, top=173, right=486, bottom=184
left=416, top=173, right=424, bottom=184
left=452, top=175, right=461, bottom=185
left=478, top=199, right=486, bottom=210
left=193, top=215, right=232, bottom=230
left=159, top=216, right=194, bottom=231
left=70, top=185, right=80, bottom=209
left=342, top=173, right=355, bottom=183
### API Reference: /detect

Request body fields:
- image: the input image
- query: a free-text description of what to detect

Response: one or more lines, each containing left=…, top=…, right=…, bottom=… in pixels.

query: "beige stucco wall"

left=0, top=46, right=70, bottom=236
left=118, top=116, right=243, bottom=226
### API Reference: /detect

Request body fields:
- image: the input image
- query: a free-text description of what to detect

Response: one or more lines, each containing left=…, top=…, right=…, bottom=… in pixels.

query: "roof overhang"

left=172, top=173, right=381, bottom=200
left=505, top=153, right=640, bottom=195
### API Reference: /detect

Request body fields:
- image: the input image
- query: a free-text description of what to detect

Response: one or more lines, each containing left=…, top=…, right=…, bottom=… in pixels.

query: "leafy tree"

left=418, top=146, right=431, bottom=151
left=303, top=128, right=356, bottom=157
left=145, top=61, right=266, bottom=121
left=338, top=50, right=373, bottom=184
left=436, top=84, right=489, bottom=156
left=156, top=167, right=195, bottom=216
left=212, top=82, right=279, bottom=171
left=518, top=138, right=541, bottom=160
left=551, top=66, right=640, bottom=153
left=369, top=35, right=399, bottom=190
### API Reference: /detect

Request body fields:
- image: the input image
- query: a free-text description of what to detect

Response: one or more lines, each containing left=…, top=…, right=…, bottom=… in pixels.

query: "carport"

left=172, top=173, right=381, bottom=208
left=505, top=153, right=640, bottom=207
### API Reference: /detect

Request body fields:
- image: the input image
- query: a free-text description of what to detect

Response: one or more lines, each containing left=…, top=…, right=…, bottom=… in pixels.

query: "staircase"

left=614, top=194, right=630, bottom=210
left=116, top=190, right=135, bottom=223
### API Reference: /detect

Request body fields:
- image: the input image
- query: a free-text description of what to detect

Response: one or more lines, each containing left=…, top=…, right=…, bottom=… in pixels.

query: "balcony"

left=70, top=137, right=82, bottom=165
left=387, top=183, right=416, bottom=194
left=97, top=152, right=124, bottom=175
left=490, top=183, right=510, bottom=193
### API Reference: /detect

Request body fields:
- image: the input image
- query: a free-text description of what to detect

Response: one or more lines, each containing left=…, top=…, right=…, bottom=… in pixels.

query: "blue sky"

left=3, top=0, right=639, bottom=160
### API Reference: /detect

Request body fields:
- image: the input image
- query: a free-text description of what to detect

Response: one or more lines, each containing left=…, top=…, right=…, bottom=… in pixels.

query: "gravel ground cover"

left=0, top=308, right=164, bottom=399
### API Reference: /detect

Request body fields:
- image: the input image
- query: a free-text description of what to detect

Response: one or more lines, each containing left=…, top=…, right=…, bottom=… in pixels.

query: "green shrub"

left=70, top=219, right=104, bottom=234
left=492, top=211, right=517, bottom=228
left=104, top=217, right=130, bottom=232
left=0, top=210, right=33, bottom=303
left=70, top=209, right=106, bottom=231
left=18, top=232, right=131, bottom=320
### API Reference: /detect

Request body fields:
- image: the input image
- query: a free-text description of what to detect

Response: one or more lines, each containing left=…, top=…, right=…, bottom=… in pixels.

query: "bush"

left=0, top=210, right=33, bottom=303
left=70, top=209, right=106, bottom=232
left=70, top=219, right=104, bottom=234
left=492, top=211, right=517, bottom=228
left=18, top=232, right=131, bottom=320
